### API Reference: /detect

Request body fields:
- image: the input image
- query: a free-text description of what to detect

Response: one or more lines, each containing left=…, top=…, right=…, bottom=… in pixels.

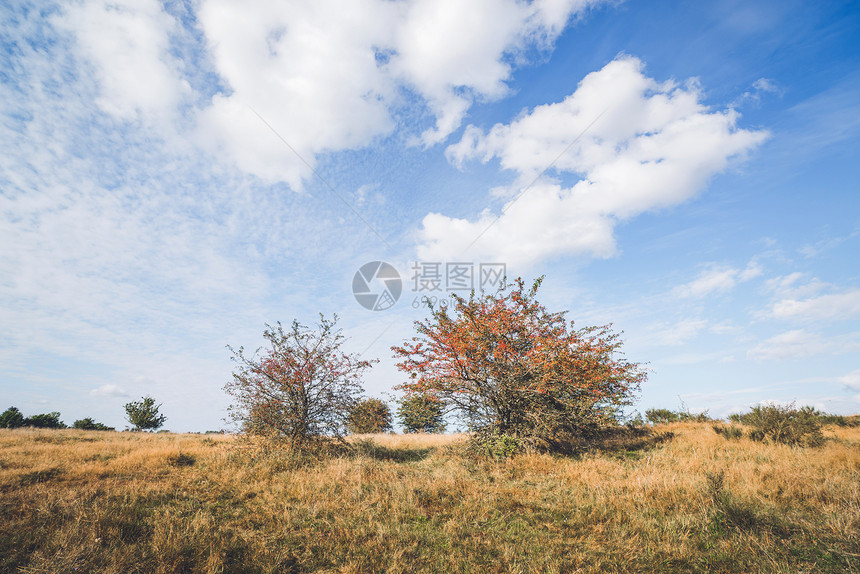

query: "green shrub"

left=0, top=407, right=25, bottom=428
left=737, top=403, right=823, bottom=447
left=645, top=408, right=679, bottom=424
left=646, top=407, right=712, bottom=424
left=397, top=394, right=447, bottom=434
left=815, top=413, right=860, bottom=427
left=73, top=418, right=115, bottom=431
left=346, top=398, right=393, bottom=434
left=124, top=396, right=167, bottom=432
left=24, top=412, right=66, bottom=429
left=468, top=431, right=524, bottom=460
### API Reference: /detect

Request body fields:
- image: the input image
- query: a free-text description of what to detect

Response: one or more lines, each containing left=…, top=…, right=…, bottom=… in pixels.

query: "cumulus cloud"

left=194, top=0, right=401, bottom=187
left=55, top=0, right=191, bottom=124
left=394, top=0, right=599, bottom=145
left=55, top=0, right=600, bottom=188
left=420, top=56, right=768, bottom=265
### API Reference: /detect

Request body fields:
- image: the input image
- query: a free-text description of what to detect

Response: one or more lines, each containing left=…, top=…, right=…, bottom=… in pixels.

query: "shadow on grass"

left=561, top=426, right=675, bottom=459
left=350, top=439, right=435, bottom=463
left=705, top=470, right=791, bottom=539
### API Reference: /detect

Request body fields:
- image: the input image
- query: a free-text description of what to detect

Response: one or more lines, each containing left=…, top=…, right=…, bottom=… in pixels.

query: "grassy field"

left=1, top=423, right=858, bottom=573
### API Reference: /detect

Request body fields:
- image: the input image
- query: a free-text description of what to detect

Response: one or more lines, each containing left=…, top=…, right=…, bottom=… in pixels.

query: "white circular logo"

left=352, top=261, right=402, bottom=311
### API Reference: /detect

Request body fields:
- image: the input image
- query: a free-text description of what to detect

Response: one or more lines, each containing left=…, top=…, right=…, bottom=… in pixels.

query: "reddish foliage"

left=392, top=277, right=646, bottom=446
left=225, top=315, right=376, bottom=449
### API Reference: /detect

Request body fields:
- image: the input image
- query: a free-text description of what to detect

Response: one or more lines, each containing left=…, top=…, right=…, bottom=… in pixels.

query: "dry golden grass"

left=1, top=424, right=858, bottom=573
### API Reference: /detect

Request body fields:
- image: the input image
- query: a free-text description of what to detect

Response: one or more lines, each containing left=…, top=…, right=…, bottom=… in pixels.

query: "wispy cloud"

left=747, top=329, right=860, bottom=361
left=89, top=384, right=129, bottom=398
left=839, top=369, right=860, bottom=391
left=650, top=319, right=709, bottom=346
left=672, top=261, right=761, bottom=299
left=768, top=289, right=860, bottom=321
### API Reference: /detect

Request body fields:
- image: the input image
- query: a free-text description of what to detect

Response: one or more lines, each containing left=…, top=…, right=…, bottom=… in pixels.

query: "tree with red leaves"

left=392, top=277, right=646, bottom=449
left=225, top=315, right=376, bottom=450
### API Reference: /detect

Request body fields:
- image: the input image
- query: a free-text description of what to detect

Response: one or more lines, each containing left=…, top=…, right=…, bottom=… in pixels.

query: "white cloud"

left=674, top=267, right=739, bottom=298
left=194, top=0, right=401, bottom=188
left=746, top=329, right=860, bottom=361
left=738, top=261, right=763, bottom=281
left=839, top=369, right=860, bottom=391
left=55, top=0, right=601, bottom=188
left=90, top=384, right=129, bottom=398
left=752, top=78, right=781, bottom=94
left=55, top=0, right=190, bottom=124
left=651, top=318, right=708, bottom=346
left=421, top=56, right=768, bottom=265
left=394, top=0, right=598, bottom=145
left=769, top=289, right=860, bottom=321
left=763, top=273, right=826, bottom=299
left=733, top=77, right=784, bottom=107
left=798, top=229, right=859, bottom=258
left=673, top=261, right=761, bottom=298
left=747, top=330, right=826, bottom=361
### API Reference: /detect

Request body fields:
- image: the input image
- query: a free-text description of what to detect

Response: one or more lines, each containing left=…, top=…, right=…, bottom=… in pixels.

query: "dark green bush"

left=396, top=394, right=447, bottom=434
left=468, top=431, right=524, bottom=460
left=814, top=413, right=860, bottom=427
left=0, top=407, right=26, bottom=428
left=24, top=412, right=66, bottom=429
left=736, top=403, right=823, bottom=447
left=646, top=407, right=712, bottom=424
left=124, top=396, right=167, bottom=432
left=73, top=417, right=115, bottom=431
left=346, top=398, right=393, bottom=434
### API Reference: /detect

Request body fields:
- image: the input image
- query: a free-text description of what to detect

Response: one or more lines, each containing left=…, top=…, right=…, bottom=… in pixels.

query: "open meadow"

left=1, top=423, right=858, bottom=573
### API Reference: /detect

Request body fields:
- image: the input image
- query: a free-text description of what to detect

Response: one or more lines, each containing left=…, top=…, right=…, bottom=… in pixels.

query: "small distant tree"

left=0, top=407, right=25, bottom=428
left=646, top=407, right=711, bottom=424
left=393, top=277, right=645, bottom=450
left=645, top=408, right=680, bottom=425
left=225, top=315, right=376, bottom=451
left=347, top=398, right=393, bottom=434
left=397, top=393, right=447, bottom=433
left=73, top=417, right=115, bottom=431
left=124, top=396, right=167, bottom=432
left=25, top=412, right=66, bottom=429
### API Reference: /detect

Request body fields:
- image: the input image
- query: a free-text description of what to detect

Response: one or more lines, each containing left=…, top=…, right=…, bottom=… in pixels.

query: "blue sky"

left=1, top=0, right=858, bottom=431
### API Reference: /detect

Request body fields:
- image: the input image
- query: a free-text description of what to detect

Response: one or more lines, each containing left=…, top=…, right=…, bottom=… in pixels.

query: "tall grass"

left=1, top=423, right=858, bottom=573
